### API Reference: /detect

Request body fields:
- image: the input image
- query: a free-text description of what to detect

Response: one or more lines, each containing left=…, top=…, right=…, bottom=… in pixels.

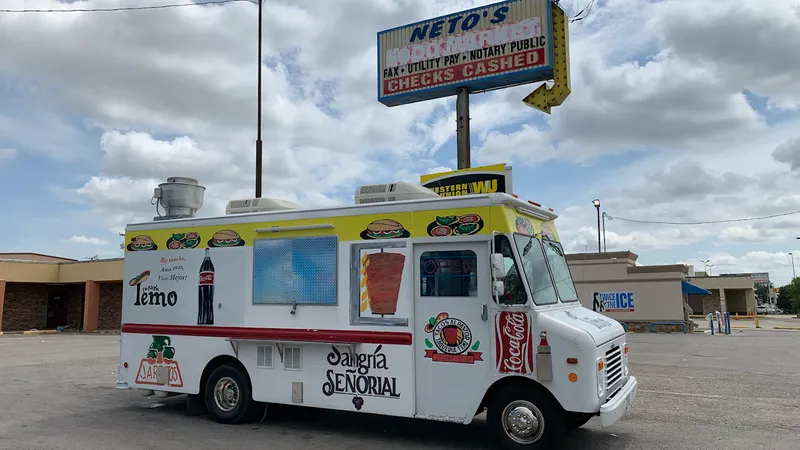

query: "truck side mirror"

left=491, top=253, right=505, bottom=280
left=493, top=280, right=505, bottom=298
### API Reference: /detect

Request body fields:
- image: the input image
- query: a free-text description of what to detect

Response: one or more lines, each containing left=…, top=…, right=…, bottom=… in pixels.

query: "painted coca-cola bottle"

left=198, top=248, right=215, bottom=325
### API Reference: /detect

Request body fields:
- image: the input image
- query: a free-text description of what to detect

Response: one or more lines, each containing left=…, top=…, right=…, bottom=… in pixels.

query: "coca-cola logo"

left=199, top=272, right=214, bottom=285
left=495, top=311, right=533, bottom=374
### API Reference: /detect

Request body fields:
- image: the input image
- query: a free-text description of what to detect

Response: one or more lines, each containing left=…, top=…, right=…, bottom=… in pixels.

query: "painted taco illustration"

left=208, top=229, right=246, bottom=247
left=360, top=219, right=410, bottom=240
left=540, top=223, right=556, bottom=241
left=129, top=270, right=151, bottom=286
left=166, top=231, right=201, bottom=250
left=427, top=214, right=484, bottom=237
left=515, top=216, right=534, bottom=234
left=127, top=235, right=157, bottom=251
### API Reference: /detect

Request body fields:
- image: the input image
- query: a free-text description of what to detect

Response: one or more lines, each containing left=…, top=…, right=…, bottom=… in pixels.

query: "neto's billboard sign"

left=377, top=0, right=554, bottom=106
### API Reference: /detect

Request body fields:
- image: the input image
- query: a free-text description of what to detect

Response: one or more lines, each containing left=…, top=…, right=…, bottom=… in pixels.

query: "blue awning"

left=682, top=280, right=712, bottom=295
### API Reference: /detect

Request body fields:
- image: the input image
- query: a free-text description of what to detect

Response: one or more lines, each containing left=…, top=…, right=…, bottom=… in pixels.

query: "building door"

left=413, top=241, right=491, bottom=421
left=46, top=291, right=68, bottom=329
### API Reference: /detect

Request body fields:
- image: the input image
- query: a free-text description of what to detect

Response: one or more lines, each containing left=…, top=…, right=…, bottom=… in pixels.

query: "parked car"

left=756, top=304, right=769, bottom=315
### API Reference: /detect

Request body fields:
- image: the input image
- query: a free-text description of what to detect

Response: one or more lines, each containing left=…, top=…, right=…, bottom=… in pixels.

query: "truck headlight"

left=596, top=357, right=605, bottom=398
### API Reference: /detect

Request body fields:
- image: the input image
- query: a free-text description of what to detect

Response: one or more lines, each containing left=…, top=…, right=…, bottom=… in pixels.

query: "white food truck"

left=115, top=177, right=637, bottom=449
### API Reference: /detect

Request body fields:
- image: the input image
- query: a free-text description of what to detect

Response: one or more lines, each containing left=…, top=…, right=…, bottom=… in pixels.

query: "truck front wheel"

left=487, top=386, right=564, bottom=449
left=204, top=363, right=253, bottom=424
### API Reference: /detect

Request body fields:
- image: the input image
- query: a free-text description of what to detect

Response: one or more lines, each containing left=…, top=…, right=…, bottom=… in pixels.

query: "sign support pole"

left=456, top=87, right=471, bottom=170
left=255, top=0, right=263, bottom=198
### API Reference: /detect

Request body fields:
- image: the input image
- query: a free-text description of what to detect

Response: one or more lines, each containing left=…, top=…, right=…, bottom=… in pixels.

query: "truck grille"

left=604, top=346, right=623, bottom=390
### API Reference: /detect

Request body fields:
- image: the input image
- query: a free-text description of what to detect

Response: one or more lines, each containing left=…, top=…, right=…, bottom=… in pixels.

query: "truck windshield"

left=542, top=239, right=579, bottom=302
left=512, top=234, right=558, bottom=305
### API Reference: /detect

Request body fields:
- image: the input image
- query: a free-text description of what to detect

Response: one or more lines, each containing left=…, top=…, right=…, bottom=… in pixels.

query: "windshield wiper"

left=522, top=232, right=542, bottom=256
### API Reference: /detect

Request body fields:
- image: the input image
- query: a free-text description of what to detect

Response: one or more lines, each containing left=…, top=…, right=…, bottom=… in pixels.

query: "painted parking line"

left=639, top=390, right=726, bottom=400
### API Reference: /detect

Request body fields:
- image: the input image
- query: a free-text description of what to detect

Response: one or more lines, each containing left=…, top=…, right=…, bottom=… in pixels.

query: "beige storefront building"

left=0, top=253, right=123, bottom=334
left=567, top=252, right=701, bottom=332
left=566, top=251, right=758, bottom=332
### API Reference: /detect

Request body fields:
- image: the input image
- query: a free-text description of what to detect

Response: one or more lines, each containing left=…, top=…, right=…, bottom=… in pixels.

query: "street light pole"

left=601, top=212, right=607, bottom=252
left=701, top=259, right=711, bottom=275
left=592, top=199, right=601, bottom=253
left=789, top=252, right=796, bottom=280
left=255, top=0, right=263, bottom=198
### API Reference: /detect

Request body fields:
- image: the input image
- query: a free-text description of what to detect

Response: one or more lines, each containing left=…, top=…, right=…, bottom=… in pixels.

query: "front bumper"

left=599, top=376, right=637, bottom=428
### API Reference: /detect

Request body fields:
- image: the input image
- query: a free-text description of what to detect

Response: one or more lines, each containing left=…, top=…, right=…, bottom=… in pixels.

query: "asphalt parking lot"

left=1, top=331, right=799, bottom=450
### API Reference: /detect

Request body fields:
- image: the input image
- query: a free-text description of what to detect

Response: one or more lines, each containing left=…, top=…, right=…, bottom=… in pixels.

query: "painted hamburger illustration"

left=127, top=235, right=157, bottom=251
left=360, top=219, right=410, bottom=240
left=208, top=229, right=246, bottom=247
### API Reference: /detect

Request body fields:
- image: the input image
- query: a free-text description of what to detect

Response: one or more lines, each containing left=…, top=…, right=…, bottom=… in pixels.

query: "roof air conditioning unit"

left=225, top=198, right=301, bottom=215
left=354, top=181, right=440, bottom=205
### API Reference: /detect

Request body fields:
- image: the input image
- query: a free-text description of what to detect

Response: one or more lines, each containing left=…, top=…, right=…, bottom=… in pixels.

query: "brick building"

left=0, top=253, right=123, bottom=333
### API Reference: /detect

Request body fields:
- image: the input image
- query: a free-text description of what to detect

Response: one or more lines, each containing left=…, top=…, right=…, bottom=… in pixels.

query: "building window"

left=420, top=250, right=478, bottom=297
left=256, top=344, right=274, bottom=369
left=284, top=346, right=303, bottom=371
left=253, top=236, right=338, bottom=305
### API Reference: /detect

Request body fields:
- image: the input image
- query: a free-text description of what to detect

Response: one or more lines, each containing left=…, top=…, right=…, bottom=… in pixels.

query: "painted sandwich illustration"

left=208, top=229, right=246, bottom=247
left=127, top=235, right=157, bottom=251
left=129, top=270, right=151, bottom=286
left=360, top=250, right=406, bottom=315
left=361, top=219, right=410, bottom=240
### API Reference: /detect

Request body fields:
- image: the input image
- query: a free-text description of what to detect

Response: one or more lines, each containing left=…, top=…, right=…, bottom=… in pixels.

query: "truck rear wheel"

left=204, top=363, right=253, bottom=424
left=487, top=386, right=564, bottom=449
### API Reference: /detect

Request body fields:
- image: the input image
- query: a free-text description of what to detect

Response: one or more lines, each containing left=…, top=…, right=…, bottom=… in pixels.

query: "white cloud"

left=1, top=0, right=799, bottom=268
left=681, top=251, right=797, bottom=286
left=64, top=235, right=110, bottom=246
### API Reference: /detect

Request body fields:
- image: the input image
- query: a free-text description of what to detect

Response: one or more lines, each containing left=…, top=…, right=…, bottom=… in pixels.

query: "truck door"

left=413, top=241, right=491, bottom=421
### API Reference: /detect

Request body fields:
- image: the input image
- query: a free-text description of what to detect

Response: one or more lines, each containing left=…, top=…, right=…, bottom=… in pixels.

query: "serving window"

left=252, top=235, right=338, bottom=305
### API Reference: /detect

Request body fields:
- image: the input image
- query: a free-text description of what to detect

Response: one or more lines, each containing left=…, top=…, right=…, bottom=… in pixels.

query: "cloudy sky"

left=1, top=0, right=800, bottom=286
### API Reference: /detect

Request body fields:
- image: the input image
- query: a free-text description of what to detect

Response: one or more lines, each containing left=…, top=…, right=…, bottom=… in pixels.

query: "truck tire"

left=487, top=386, right=564, bottom=449
left=204, top=363, right=253, bottom=424
left=564, top=412, right=594, bottom=430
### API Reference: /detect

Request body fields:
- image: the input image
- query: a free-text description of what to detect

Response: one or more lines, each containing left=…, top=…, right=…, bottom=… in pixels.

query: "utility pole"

left=255, top=0, right=263, bottom=198
left=456, top=87, right=470, bottom=169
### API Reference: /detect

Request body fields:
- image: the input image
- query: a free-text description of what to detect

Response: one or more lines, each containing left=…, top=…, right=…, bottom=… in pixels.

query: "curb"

left=22, top=329, right=59, bottom=335
left=773, top=326, right=800, bottom=331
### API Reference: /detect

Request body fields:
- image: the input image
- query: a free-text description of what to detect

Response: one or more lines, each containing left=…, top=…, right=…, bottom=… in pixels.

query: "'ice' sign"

left=592, top=292, right=635, bottom=313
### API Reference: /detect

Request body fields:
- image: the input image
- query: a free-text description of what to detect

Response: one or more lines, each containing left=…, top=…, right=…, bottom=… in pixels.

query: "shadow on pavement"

left=137, top=396, right=629, bottom=449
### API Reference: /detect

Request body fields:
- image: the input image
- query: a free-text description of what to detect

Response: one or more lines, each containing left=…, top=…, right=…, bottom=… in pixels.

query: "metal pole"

left=602, top=212, right=607, bottom=252
left=456, top=87, right=471, bottom=170
left=255, top=0, right=263, bottom=198
left=595, top=205, right=601, bottom=253
left=791, top=253, right=796, bottom=280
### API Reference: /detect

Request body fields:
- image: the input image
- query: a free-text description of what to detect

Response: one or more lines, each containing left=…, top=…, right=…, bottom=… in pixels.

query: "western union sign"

left=420, top=163, right=514, bottom=197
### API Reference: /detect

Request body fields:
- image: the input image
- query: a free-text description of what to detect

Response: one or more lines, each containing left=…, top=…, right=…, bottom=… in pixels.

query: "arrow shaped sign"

left=522, top=4, right=571, bottom=114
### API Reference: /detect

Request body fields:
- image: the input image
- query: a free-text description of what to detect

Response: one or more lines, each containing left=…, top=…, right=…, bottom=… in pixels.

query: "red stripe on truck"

left=121, top=323, right=413, bottom=346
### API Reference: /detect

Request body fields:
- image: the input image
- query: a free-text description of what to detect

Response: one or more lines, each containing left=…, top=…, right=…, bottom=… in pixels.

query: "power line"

left=606, top=209, right=800, bottom=225
left=0, top=0, right=251, bottom=13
